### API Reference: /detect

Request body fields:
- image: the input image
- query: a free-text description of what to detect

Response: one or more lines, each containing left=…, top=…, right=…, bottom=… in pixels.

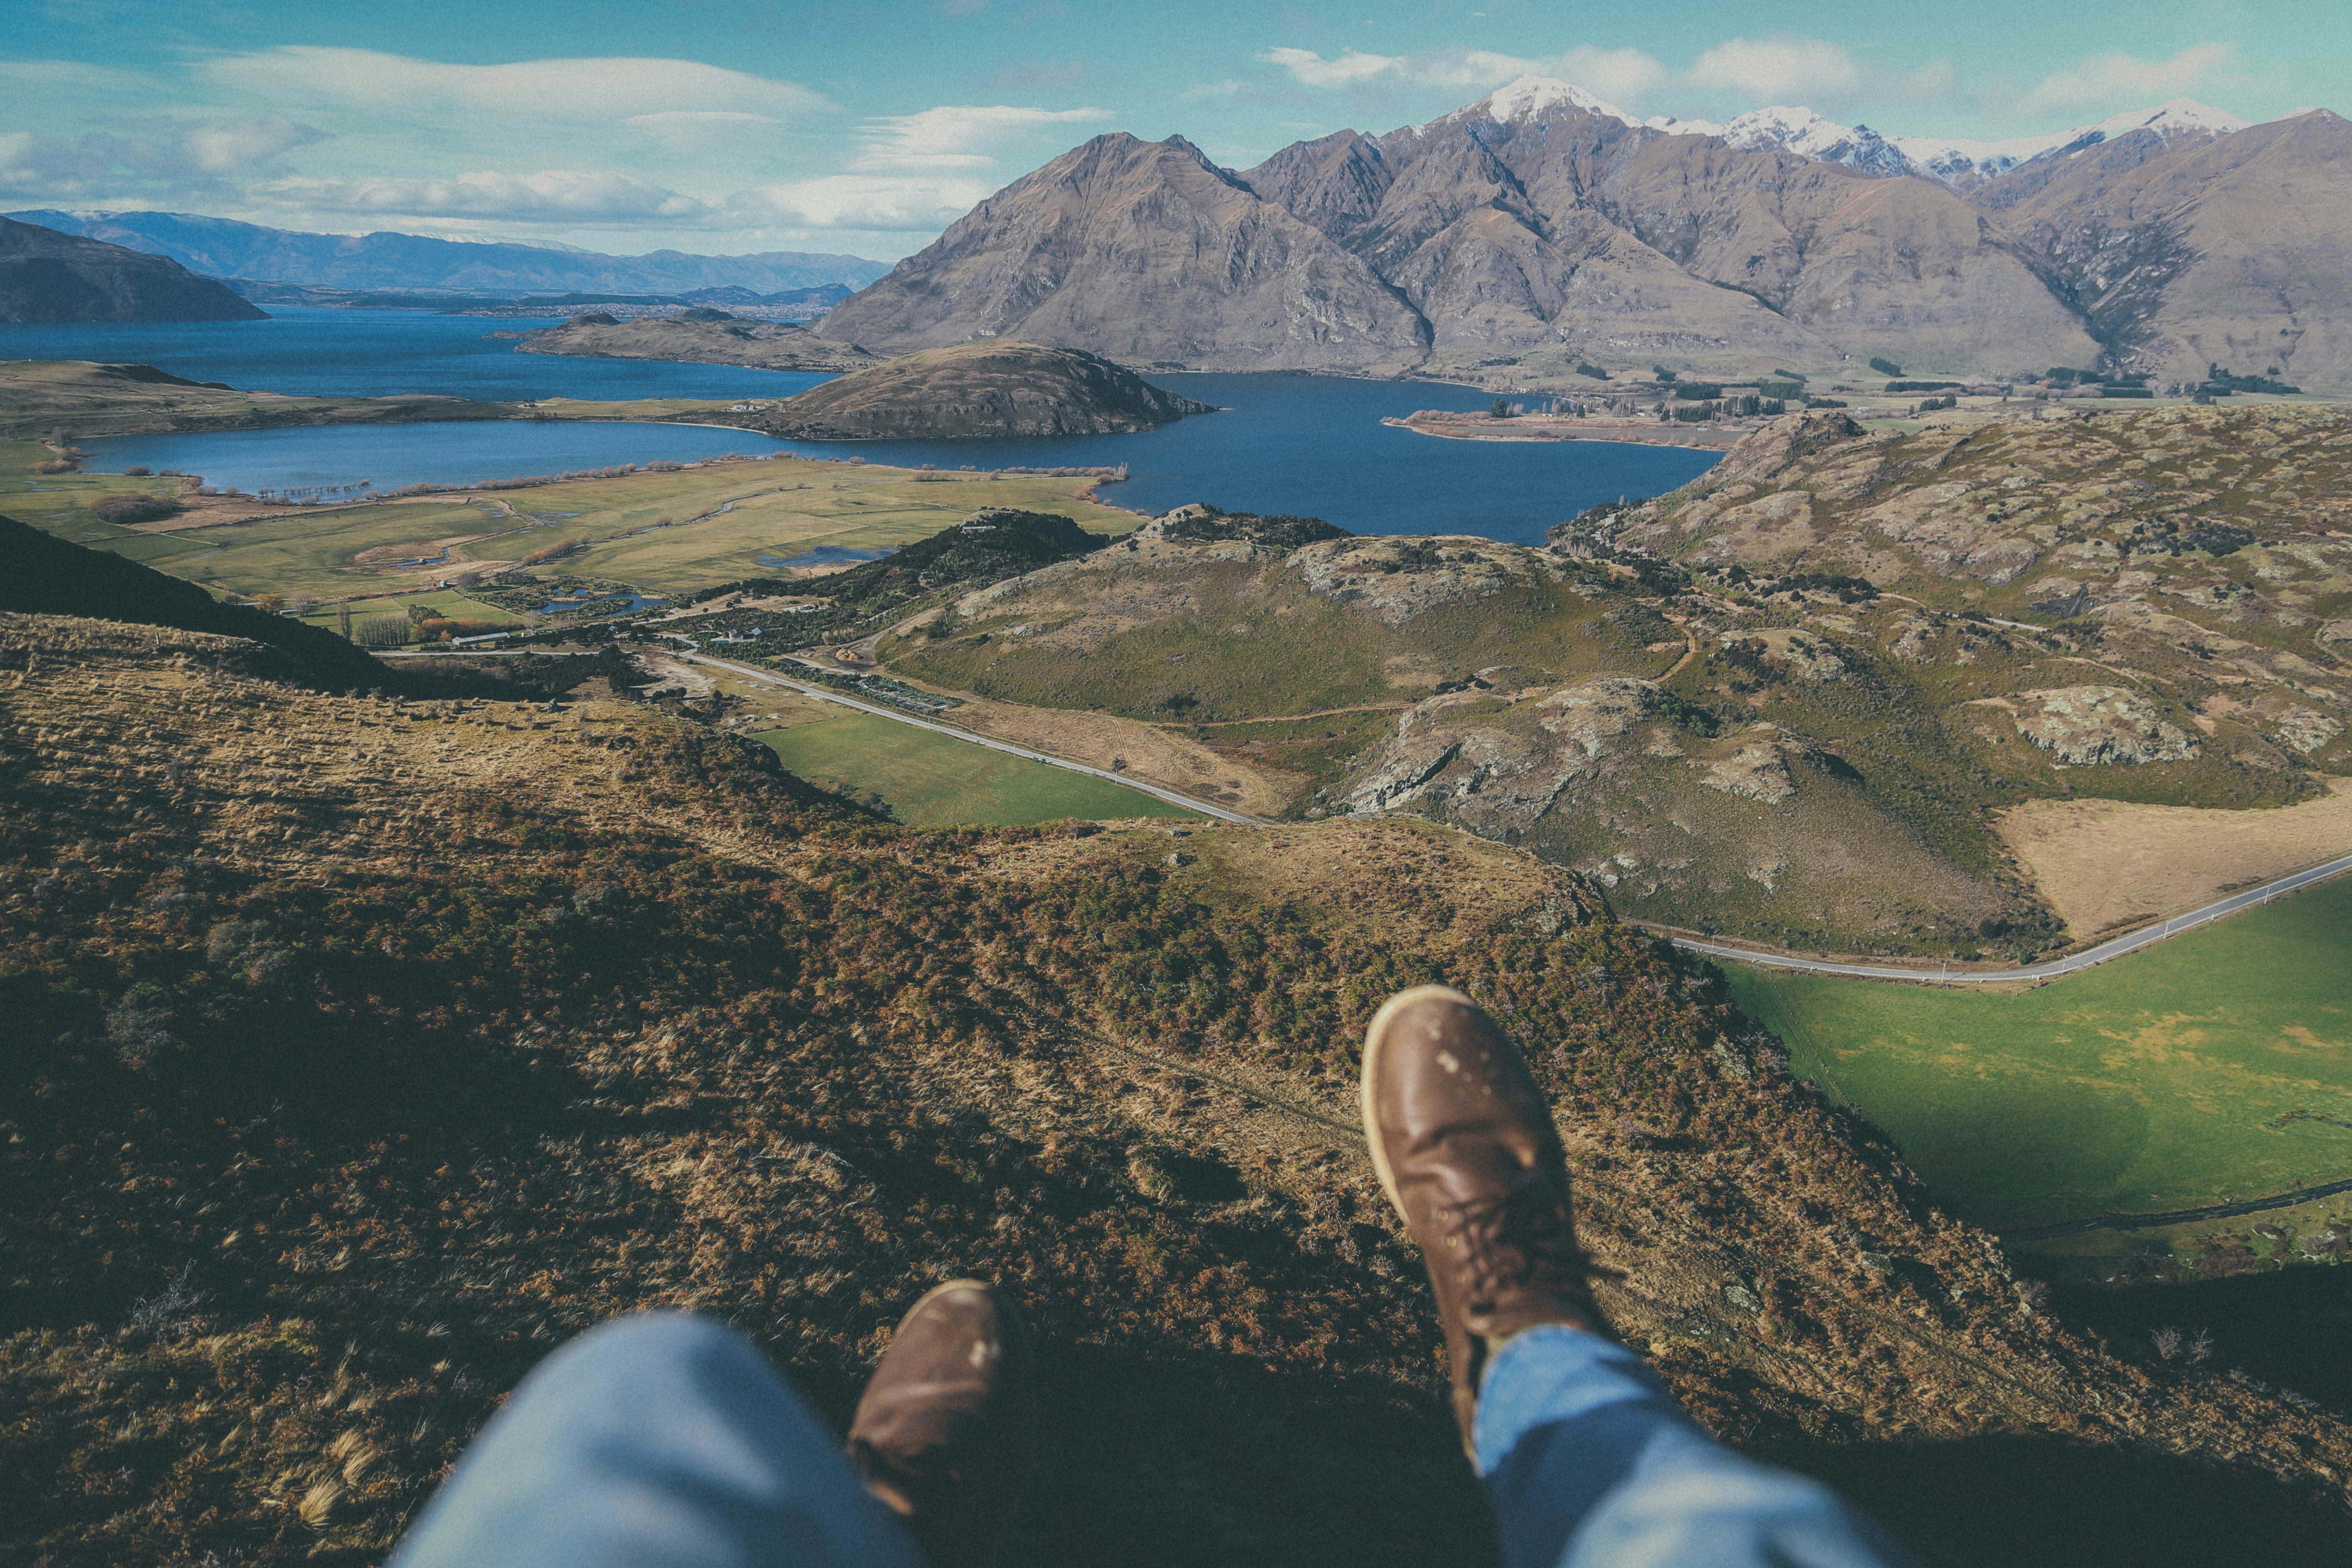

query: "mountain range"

left=819, top=79, right=2352, bottom=392
left=3, top=209, right=891, bottom=297
left=0, top=214, right=263, bottom=324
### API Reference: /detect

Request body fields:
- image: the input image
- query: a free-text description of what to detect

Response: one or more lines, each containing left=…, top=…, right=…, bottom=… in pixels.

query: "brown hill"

left=1975, top=110, right=2352, bottom=392
left=815, top=133, right=1431, bottom=372
left=511, top=313, right=873, bottom=372
left=0, top=215, right=264, bottom=324
left=741, top=340, right=1213, bottom=439
left=9, top=608, right=2352, bottom=1567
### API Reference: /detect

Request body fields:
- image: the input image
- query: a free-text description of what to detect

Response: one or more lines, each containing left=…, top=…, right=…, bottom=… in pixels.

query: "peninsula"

left=710, top=340, right=1215, bottom=440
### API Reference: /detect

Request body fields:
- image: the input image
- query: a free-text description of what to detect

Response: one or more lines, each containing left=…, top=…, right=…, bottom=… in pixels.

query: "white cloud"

left=1688, top=38, right=1864, bottom=101
left=261, top=168, right=713, bottom=224
left=2022, top=43, right=2237, bottom=112
left=852, top=105, right=1111, bottom=171
left=1417, top=46, right=1667, bottom=105
left=0, top=116, right=326, bottom=204
left=624, top=111, right=784, bottom=149
left=726, top=174, right=998, bottom=232
left=1259, top=48, right=1402, bottom=89
left=198, top=48, right=832, bottom=125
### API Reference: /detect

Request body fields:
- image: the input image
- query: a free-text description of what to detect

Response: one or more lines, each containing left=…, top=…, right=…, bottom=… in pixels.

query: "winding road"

left=1667, top=850, right=2352, bottom=984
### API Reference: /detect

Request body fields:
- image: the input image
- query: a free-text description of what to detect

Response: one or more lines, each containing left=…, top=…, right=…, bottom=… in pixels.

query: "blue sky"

left=2, top=0, right=2343, bottom=260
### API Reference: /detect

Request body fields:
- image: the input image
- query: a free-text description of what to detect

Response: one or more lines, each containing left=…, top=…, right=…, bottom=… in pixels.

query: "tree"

left=1491, top=398, right=1512, bottom=418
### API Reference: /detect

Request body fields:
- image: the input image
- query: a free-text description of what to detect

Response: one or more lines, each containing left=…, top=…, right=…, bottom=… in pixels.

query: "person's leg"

left=1359, top=985, right=1912, bottom=1568
left=392, top=1311, right=928, bottom=1568
left=1474, top=1325, right=1908, bottom=1568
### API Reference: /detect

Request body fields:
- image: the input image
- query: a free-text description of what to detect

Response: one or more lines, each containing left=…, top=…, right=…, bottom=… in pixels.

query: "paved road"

left=1672, top=850, right=2352, bottom=984
left=674, top=652, right=1259, bottom=825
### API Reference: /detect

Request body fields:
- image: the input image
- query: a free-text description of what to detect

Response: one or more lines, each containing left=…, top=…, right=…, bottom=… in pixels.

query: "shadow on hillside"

left=1761, top=1430, right=2352, bottom=1568
left=2051, top=1266, right=2352, bottom=1416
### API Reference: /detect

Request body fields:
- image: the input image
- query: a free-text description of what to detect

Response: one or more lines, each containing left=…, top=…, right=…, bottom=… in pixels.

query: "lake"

left=28, top=308, right=1720, bottom=543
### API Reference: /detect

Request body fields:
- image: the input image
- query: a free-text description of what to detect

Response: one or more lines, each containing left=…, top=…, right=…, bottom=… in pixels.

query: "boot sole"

left=1359, top=983, right=1482, bottom=1223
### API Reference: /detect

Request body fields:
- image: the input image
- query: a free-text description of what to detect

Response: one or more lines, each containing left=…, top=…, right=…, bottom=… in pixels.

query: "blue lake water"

left=88, top=421, right=802, bottom=494
left=25, top=308, right=1720, bottom=543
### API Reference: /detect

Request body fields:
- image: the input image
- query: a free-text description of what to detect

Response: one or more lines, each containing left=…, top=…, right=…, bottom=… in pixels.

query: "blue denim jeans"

left=1476, top=1326, right=1910, bottom=1568
left=394, top=1313, right=1908, bottom=1568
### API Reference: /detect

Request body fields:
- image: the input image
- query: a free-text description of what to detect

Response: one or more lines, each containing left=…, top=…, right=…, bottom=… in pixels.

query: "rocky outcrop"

left=0, top=216, right=264, bottom=324
left=1285, top=535, right=1550, bottom=626
left=2012, top=686, right=2200, bottom=765
left=738, top=341, right=1212, bottom=439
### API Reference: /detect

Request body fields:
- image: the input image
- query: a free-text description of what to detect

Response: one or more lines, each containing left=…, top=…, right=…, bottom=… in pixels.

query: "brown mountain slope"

left=8, top=609, right=2352, bottom=1567
left=738, top=340, right=1212, bottom=439
left=1977, top=110, right=2352, bottom=390
left=1287, top=99, right=2098, bottom=380
left=823, top=90, right=2111, bottom=383
left=0, top=215, right=265, bottom=324
left=816, top=133, right=1430, bottom=371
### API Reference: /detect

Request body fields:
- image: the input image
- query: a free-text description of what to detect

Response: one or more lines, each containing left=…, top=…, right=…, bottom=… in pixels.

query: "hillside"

left=9, top=606, right=2352, bottom=1567
left=0, top=216, right=264, bottom=324
left=0, top=512, right=387, bottom=687
left=850, top=407, right=2351, bottom=956
left=816, top=135, right=1433, bottom=372
left=736, top=341, right=1216, bottom=440
left=1973, top=110, right=2352, bottom=393
left=509, top=313, right=874, bottom=373
left=4, top=210, right=890, bottom=295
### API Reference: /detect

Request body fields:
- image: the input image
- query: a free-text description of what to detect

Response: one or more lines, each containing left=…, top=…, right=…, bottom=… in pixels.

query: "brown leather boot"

left=846, top=1280, right=1035, bottom=1568
left=1361, top=984, right=1604, bottom=1452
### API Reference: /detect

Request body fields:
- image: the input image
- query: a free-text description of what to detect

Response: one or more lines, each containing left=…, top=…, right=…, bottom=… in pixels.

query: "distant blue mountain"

left=4, top=210, right=890, bottom=297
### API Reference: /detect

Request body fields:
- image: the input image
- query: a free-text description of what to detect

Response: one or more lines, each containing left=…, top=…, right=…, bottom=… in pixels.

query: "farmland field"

left=12, top=451, right=1139, bottom=603
left=1721, top=873, right=2352, bottom=1234
left=751, top=714, right=1199, bottom=827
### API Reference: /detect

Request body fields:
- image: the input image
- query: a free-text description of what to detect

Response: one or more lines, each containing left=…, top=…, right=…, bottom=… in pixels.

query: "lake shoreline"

left=1382, top=413, right=1746, bottom=450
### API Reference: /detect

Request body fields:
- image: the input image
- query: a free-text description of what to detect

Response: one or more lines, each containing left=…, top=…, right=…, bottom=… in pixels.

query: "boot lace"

left=1442, top=1178, right=1585, bottom=1317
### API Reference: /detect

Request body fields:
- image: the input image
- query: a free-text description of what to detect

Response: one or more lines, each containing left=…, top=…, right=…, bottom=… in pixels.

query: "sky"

left=2, top=0, right=2345, bottom=262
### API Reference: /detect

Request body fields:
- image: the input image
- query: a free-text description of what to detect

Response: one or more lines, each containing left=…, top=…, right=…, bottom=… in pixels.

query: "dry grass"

left=8, top=612, right=2352, bottom=1568
left=1999, top=779, right=2352, bottom=937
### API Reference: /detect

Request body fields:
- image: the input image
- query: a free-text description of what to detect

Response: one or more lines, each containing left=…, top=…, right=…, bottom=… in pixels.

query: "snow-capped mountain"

left=1456, top=76, right=2249, bottom=192
left=1464, top=76, right=1637, bottom=127
left=1890, top=99, right=2251, bottom=189
left=1646, top=105, right=1922, bottom=179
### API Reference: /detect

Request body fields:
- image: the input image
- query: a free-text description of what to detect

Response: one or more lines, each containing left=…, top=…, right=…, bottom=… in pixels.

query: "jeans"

left=394, top=1313, right=1908, bottom=1568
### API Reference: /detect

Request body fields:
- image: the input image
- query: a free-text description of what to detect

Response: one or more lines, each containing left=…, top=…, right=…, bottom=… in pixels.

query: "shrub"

left=122, top=464, right=151, bottom=476
left=1756, top=380, right=1804, bottom=400
left=89, top=493, right=187, bottom=525
left=1884, top=380, right=1963, bottom=394
left=1672, top=383, right=1724, bottom=400
left=1574, top=361, right=1611, bottom=380
left=1868, top=357, right=1904, bottom=377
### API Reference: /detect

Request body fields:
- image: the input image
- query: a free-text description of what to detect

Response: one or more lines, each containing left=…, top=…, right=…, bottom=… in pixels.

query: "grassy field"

left=1721, top=873, right=2352, bottom=1234
left=751, top=714, right=1198, bottom=827
left=6, top=430, right=1141, bottom=603
left=294, top=588, right=524, bottom=630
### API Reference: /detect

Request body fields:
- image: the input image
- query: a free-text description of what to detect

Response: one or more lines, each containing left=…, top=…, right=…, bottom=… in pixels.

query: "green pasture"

left=295, top=588, right=523, bottom=627
left=138, top=502, right=521, bottom=600
left=751, top=714, right=1197, bottom=827
left=1721, top=873, right=2352, bottom=1234
left=553, top=465, right=1142, bottom=596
